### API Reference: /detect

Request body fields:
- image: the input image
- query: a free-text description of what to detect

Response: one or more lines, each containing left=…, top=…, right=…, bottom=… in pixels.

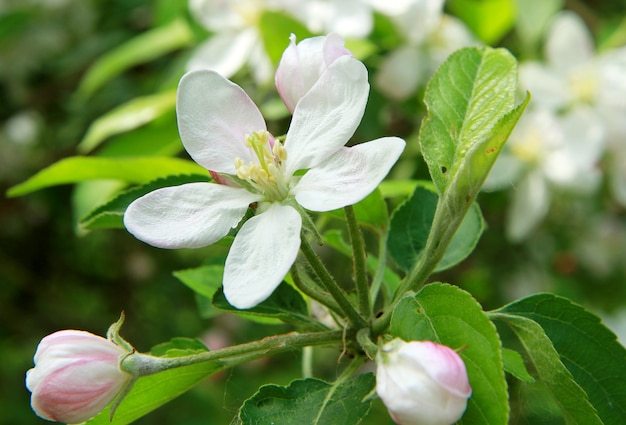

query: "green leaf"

left=77, top=18, right=193, bottom=97
left=490, top=312, right=602, bottom=424
left=79, top=174, right=210, bottom=230
left=97, top=118, right=181, bottom=158
left=213, top=282, right=325, bottom=329
left=150, top=337, right=210, bottom=357
left=78, top=90, right=177, bottom=154
left=173, top=264, right=224, bottom=318
left=6, top=156, right=206, bottom=197
left=495, top=294, right=626, bottom=424
left=388, top=185, right=485, bottom=272
left=173, top=264, right=224, bottom=300
left=86, top=339, right=223, bottom=425
left=378, top=179, right=424, bottom=199
left=259, top=11, right=313, bottom=65
left=239, top=374, right=375, bottom=425
left=448, top=0, right=517, bottom=44
left=419, top=46, right=527, bottom=201
left=390, top=283, right=509, bottom=425
left=502, top=347, right=535, bottom=383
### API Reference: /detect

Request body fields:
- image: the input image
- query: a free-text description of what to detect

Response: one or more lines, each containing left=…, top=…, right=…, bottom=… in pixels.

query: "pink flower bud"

left=275, top=33, right=352, bottom=113
left=26, top=330, right=132, bottom=424
left=376, top=339, right=472, bottom=425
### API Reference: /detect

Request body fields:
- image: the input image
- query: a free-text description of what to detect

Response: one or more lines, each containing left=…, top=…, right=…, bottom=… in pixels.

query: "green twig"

left=344, top=205, right=371, bottom=318
left=122, top=330, right=346, bottom=377
left=300, top=236, right=367, bottom=328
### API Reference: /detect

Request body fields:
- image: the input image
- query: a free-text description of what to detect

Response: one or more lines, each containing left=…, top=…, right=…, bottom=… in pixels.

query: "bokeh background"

left=2, top=0, right=625, bottom=424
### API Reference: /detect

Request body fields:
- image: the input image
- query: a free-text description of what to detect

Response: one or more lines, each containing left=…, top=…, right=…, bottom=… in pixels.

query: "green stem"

left=122, top=330, right=346, bottom=377
left=356, top=328, right=378, bottom=360
left=300, top=236, right=367, bottom=328
left=369, top=230, right=389, bottom=307
left=344, top=205, right=371, bottom=318
left=291, top=265, right=343, bottom=318
left=372, top=197, right=467, bottom=336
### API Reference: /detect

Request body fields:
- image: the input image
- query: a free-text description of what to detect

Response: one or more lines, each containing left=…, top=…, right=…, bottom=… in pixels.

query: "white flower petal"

left=294, top=137, right=405, bottom=211
left=375, top=46, right=425, bottom=100
left=124, top=183, right=260, bottom=249
left=506, top=171, right=550, bottom=242
left=177, top=69, right=267, bottom=174
left=223, top=203, right=302, bottom=309
left=546, top=12, right=594, bottom=71
left=483, top=153, right=525, bottom=191
left=186, top=29, right=257, bottom=77
left=519, top=63, right=571, bottom=110
left=284, top=55, right=369, bottom=175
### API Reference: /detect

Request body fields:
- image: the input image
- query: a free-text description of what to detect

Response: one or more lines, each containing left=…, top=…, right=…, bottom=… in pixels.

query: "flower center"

left=510, top=128, right=544, bottom=165
left=569, top=66, right=598, bottom=105
left=235, top=130, right=290, bottom=201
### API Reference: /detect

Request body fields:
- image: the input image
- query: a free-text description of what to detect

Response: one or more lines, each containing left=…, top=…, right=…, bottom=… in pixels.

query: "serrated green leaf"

left=388, top=185, right=485, bottom=272
left=239, top=374, right=375, bottom=425
left=448, top=0, right=517, bottom=44
left=419, top=46, right=526, bottom=201
left=96, top=117, right=181, bottom=158
left=79, top=174, right=210, bottom=230
left=502, top=347, right=535, bottom=383
left=390, top=283, right=509, bottom=425
left=6, top=157, right=206, bottom=197
left=78, top=90, right=176, bottom=154
left=495, top=294, right=626, bottom=424
left=490, top=311, right=602, bottom=424
left=86, top=341, right=222, bottom=425
left=77, top=18, right=193, bottom=97
left=213, top=282, right=325, bottom=329
left=259, top=11, right=313, bottom=65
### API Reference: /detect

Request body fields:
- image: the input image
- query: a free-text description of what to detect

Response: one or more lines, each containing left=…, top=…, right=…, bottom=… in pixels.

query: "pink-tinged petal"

left=223, top=203, right=302, bottom=309
left=26, top=330, right=131, bottom=424
left=275, top=33, right=351, bottom=113
left=177, top=70, right=267, bottom=174
left=284, top=55, right=369, bottom=175
left=186, top=29, right=257, bottom=77
left=124, top=183, right=261, bottom=249
left=294, top=137, right=405, bottom=211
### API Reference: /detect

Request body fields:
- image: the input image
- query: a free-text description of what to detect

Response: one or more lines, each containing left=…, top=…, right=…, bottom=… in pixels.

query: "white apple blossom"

left=186, top=0, right=278, bottom=83
left=374, top=0, right=477, bottom=100
left=26, top=330, right=132, bottom=424
left=519, top=11, right=626, bottom=206
left=483, top=107, right=604, bottom=241
left=376, top=339, right=472, bottom=425
left=275, top=33, right=352, bottom=113
left=282, top=0, right=373, bottom=38
left=124, top=43, right=405, bottom=309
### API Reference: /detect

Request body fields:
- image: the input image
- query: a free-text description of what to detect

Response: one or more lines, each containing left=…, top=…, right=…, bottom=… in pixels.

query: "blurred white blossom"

left=484, top=107, right=604, bottom=241
left=374, top=0, right=477, bottom=100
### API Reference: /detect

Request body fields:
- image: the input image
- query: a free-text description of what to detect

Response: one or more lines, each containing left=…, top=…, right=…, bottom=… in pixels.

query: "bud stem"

left=121, top=330, right=346, bottom=377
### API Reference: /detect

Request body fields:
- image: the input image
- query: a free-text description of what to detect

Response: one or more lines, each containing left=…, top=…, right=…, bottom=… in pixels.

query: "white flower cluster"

left=484, top=11, right=626, bottom=241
